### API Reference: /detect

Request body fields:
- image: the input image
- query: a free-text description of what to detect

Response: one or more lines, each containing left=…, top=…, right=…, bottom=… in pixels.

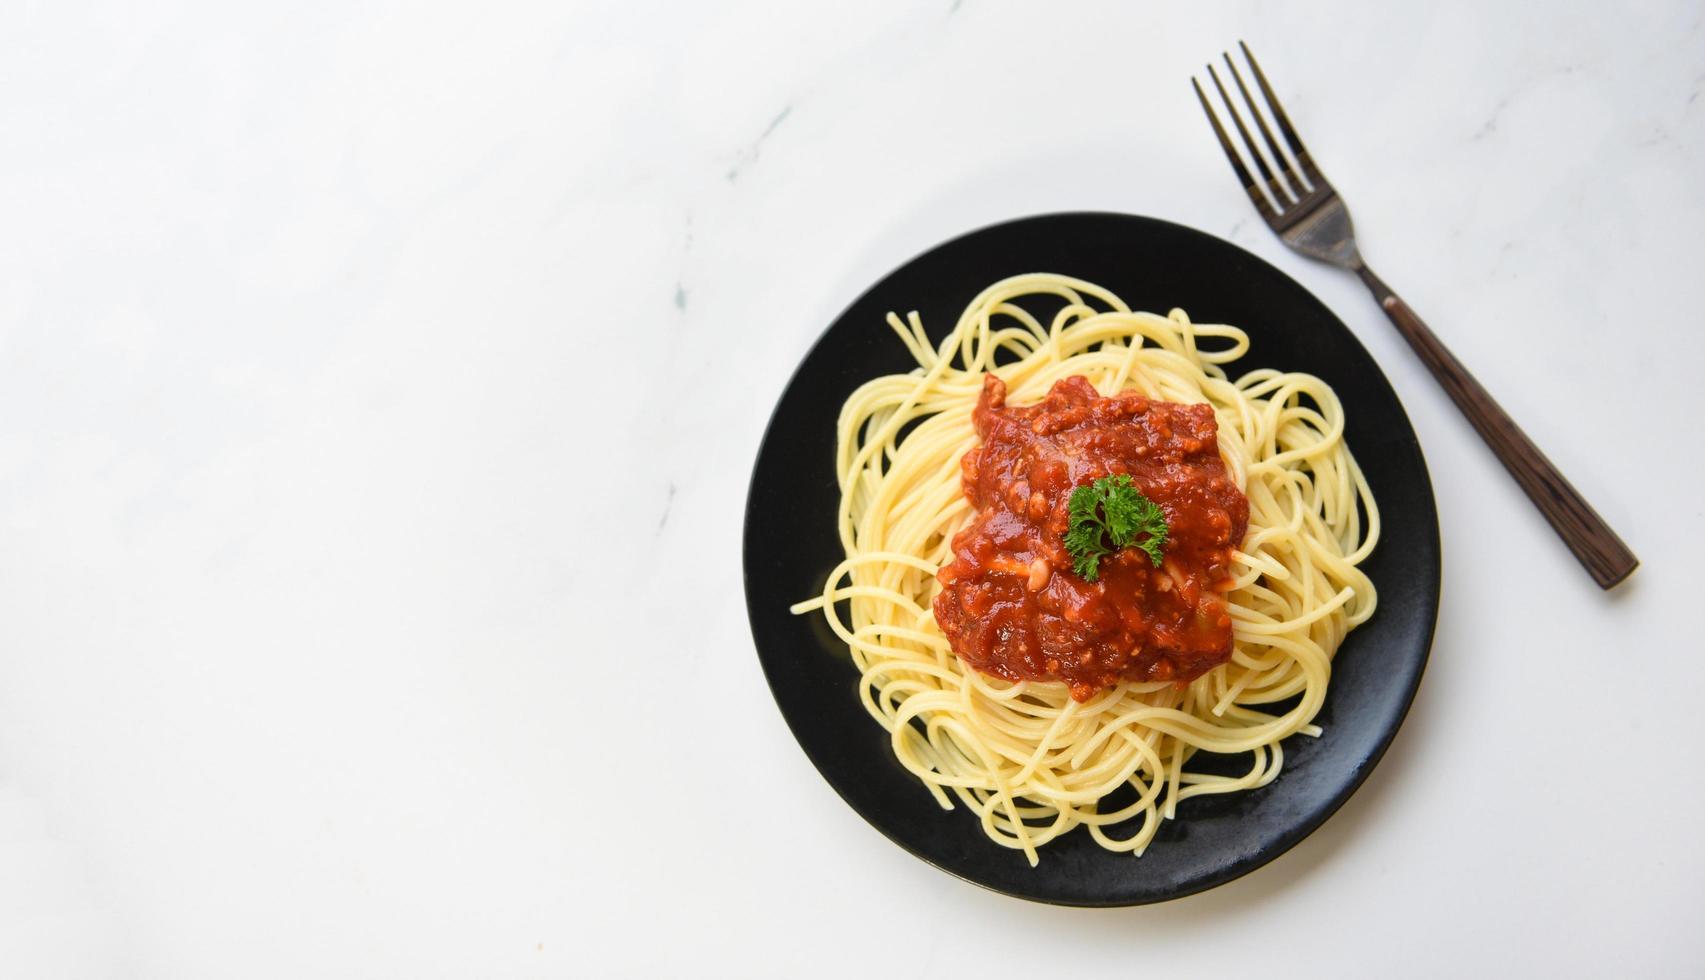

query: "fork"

left=1193, top=42, right=1638, bottom=590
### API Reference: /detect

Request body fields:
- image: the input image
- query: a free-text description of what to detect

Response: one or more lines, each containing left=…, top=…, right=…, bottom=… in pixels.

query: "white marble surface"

left=2, top=1, right=1703, bottom=976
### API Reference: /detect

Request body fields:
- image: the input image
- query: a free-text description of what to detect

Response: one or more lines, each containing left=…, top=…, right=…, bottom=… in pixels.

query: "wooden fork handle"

left=1354, top=264, right=1638, bottom=589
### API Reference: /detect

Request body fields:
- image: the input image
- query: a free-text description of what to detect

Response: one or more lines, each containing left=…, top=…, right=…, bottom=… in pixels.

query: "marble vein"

left=725, top=105, right=793, bottom=182
left=673, top=214, right=695, bottom=311
left=1472, top=92, right=1514, bottom=141
left=656, top=482, right=676, bottom=532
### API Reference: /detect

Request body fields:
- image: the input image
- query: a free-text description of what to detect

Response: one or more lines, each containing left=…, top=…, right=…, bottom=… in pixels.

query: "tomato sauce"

left=933, top=375, right=1250, bottom=701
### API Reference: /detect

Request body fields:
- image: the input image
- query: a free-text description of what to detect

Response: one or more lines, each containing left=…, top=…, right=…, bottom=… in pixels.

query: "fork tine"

left=1207, top=63, right=1283, bottom=200
left=1238, top=40, right=1323, bottom=185
left=1223, top=52, right=1300, bottom=202
left=1191, top=77, right=1276, bottom=221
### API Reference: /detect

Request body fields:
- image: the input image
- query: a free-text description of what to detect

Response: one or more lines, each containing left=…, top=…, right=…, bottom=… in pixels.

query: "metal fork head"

left=1193, top=42, right=1361, bottom=270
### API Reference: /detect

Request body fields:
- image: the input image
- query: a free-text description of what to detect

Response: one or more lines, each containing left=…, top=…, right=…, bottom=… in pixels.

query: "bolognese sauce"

left=933, top=375, right=1250, bottom=701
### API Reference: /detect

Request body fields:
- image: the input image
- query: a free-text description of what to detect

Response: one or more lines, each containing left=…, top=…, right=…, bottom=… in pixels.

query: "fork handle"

left=1354, top=264, right=1638, bottom=589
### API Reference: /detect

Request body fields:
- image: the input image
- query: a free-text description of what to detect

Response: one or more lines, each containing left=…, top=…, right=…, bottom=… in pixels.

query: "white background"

left=2, top=1, right=1702, bottom=976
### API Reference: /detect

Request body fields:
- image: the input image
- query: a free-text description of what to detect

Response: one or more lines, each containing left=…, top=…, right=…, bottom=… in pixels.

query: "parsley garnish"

left=1064, top=474, right=1169, bottom=582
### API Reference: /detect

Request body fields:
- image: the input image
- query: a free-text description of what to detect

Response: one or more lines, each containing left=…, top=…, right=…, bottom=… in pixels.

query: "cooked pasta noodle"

left=791, top=273, right=1378, bottom=865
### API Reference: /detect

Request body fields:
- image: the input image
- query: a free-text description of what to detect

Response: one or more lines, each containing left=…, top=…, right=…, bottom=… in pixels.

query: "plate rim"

left=743, top=209, right=1440, bottom=906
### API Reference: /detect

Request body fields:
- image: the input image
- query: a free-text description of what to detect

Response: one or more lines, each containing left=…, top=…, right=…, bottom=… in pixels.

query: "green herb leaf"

left=1063, top=474, right=1170, bottom=582
left=1099, top=474, right=1141, bottom=542
left=1063, top=517, right=1110, bottom=581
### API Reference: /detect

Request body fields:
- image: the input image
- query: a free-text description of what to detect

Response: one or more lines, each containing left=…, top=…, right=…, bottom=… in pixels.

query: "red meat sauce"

left=932, top=375, right=1250, bottom=701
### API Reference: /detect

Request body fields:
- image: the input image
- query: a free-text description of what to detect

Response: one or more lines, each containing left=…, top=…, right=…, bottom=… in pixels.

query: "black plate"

left=743, top=212, right=1439, bottom=906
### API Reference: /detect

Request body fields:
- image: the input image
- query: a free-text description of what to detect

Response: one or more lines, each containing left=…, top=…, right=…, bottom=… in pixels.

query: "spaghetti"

left=791, top=273, right=1378, bottom=864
